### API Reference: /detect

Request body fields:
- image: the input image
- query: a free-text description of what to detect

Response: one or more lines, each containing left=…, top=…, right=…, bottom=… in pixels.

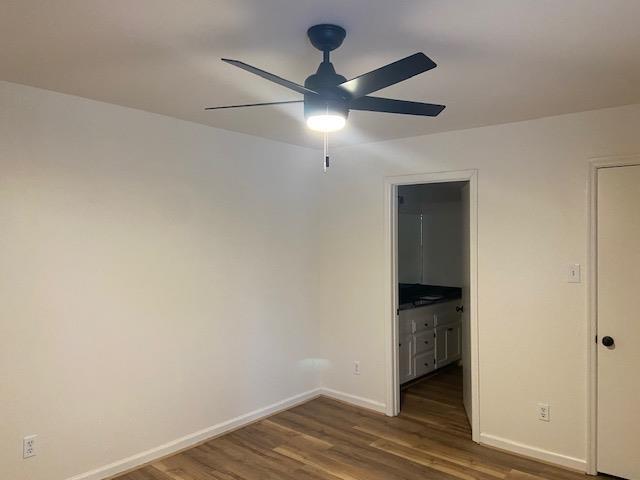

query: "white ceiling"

left=2, top=0, right=640, bottom=148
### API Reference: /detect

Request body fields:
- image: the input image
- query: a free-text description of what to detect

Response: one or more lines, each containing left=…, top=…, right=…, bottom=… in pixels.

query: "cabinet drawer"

left=414, top=315, right=435, bottom=332
left=399, top=306, right=435, bottom=333
left=404, top=305, right=434, bottom=325
left=415, top=350, right=436, bottom=377
left=415, top=329, right=435, bottom=354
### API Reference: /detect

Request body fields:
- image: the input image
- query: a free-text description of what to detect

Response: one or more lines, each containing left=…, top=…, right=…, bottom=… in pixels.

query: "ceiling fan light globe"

left=306, top=114, right=346, bottom=132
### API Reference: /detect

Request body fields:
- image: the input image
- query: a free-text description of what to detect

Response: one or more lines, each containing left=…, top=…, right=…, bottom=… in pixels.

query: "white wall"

left=398, top=184, right=464, bottom=286
left=4, top=78, right=640, bottom=477
left=397, top=203, right=464, bottom=287
left=316, top=103, right=640, bottom=467
left=0, top=81, right=322, bottom=480
left=397, top=213, right=422, bottom=284
left=421, top=201, right=463, bottom=287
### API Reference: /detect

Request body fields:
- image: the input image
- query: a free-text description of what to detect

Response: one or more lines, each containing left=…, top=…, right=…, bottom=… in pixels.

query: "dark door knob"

left=456, top=305, right=464, bottom=313
left=602, top=336, right=615, bottom=347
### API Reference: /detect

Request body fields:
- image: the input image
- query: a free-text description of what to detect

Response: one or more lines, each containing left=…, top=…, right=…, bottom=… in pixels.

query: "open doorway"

left=384, top=170, right=479, bottom=443
left=397, top=181, right=468, bottom=430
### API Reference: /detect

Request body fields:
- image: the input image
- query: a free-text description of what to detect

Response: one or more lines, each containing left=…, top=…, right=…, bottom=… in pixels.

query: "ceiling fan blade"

left=205, top=100, right=303, bottom=110
left=222, top=59, right=317, bottom=96
left=339, top=53, right=437, bottom=99
left=350, top=96, right=445, bottom=116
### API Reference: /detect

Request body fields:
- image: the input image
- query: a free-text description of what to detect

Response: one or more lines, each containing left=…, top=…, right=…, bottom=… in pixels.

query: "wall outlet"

left=353, top=360, right=360, bottom=375
left=537, top=403, right=550, bottom=422
left=23, top=435, right=37, bottom=458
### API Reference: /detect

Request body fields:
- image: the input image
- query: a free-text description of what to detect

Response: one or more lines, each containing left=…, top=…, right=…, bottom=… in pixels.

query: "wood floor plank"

left=370, top=438, right=508, bottom=480
left=153, top=453, right=237, bottom=480
left=259, top=419, right=334, bottom=449
left=267, top=409, right=379, bottom=447
left=117, top=466, right=175, bottom=480
left=505, top=470, right=548, bottom=480
left=115, top=366, right=599, bottom=480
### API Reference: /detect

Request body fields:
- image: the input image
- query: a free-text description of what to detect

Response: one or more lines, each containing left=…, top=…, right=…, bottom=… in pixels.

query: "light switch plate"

left=568, top=264, right=581, bottom=283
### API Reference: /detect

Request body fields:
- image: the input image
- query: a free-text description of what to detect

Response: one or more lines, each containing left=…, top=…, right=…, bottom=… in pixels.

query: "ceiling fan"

left=206, top=24, right=445, bottom=134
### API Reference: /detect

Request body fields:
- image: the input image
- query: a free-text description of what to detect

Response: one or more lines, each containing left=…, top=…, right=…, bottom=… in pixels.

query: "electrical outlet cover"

left=23, top=435, right=37, bottom=458
left=537, top=403, right=550, bottom=422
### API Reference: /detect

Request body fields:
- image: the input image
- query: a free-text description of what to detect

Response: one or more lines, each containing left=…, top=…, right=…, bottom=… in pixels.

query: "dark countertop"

left=398, top=283, right=462, bottom=310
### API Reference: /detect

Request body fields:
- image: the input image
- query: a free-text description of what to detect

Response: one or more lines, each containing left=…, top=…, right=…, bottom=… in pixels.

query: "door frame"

left=587, top=154, right=640, bottom=475
left=383, top=169, right=480, bottom=443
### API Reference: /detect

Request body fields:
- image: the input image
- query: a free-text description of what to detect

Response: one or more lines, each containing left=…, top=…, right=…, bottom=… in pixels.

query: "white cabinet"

left=435, top=323, right=461, bottom=367
left=398, top=332, right=414, bottom=384
left=415, top=330, right=434, bottom=354
left=415, top=351, right=436, bottom=377
left=434, top=325, right=447, bottom=365
left=399, top=299, right=462, bottom=384
left=446, top=323, right=462, bottom=363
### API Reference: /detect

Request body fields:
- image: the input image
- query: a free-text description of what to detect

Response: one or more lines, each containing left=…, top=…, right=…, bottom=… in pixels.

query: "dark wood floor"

left=115, top=367, right=594, bottom=480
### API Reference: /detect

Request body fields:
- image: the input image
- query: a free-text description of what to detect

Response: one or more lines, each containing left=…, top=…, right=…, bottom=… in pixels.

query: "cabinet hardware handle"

left=424, top=340, right=429, bottom=344
left=456, top=305, right=464, bottom=313
left=424, top=362, right=429, bottom=366
left=447, top=327, right=454, bottom=331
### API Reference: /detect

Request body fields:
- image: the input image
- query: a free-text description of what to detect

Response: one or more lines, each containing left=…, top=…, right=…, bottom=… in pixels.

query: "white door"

left=461, top=183, right=472, bottom=423
left=597, top=165, right=640, bottom=479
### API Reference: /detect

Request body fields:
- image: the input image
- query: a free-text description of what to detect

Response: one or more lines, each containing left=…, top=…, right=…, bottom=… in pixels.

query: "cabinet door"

left=398, top=310, right=413, bottom=335
left=434, top=300, right=460, bottom=326
left=446, top=323, right=461, bottom=362
left=435, top=326, right=448, bottom=365
left=399, top=333, right=414, bottom=384
left=436, top=323, right=462, bottom=368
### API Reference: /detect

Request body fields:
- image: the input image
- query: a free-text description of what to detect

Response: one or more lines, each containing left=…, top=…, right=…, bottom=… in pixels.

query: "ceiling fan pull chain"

left=323, top=131, right=330, bottom=173
left=322, top=104, right=330, bottom=173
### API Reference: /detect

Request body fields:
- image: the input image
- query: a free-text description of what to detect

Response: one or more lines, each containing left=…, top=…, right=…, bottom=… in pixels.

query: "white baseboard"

left=66, top=388, right=322, bottom=480
left=66, top=390, right=586, bottom=480
left=67, top=386, right=385, bottom=480
left=479, top=433, right=586, bottom=472
left=319, top=387, right=386, bottom=414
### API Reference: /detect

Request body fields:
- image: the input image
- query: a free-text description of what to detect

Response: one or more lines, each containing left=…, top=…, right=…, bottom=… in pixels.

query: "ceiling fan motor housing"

left=304, top=59, right=350, bottom=121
